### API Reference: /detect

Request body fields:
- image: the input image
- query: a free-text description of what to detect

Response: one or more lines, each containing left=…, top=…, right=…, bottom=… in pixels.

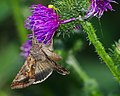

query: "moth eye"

left=25, top=72, right=28, bottom=76
left=31, top=64, right=35, bottom=69
left=27, top=57, right=31, bottom=61
left=29, top=58, right=31, bottom=60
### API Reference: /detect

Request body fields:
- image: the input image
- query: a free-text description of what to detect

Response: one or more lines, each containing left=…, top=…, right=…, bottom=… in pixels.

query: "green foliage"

left=0, top=0, right=10, bottom=22
left=112, top=40, right=120, bottom=63
left=109, top=39, right=120, bottom=74
left=9, top=0, right=28, bottom=43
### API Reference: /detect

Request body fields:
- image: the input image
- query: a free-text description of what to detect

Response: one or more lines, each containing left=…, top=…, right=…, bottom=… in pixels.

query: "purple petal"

left=85, top=0, right=116, bottom=18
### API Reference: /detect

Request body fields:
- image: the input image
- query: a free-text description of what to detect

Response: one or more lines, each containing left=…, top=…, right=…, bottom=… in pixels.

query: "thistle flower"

left=21, top=4, right=76, bottom=57
left=85, top=0, right=116, bottom=18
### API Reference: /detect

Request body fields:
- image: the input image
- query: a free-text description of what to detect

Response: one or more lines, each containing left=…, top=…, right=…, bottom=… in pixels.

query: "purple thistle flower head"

left=21, top=4, right=76, bottom=58
left=85, top=0, right=116, bottom=18
left=25, top=4, right=60, bottom=44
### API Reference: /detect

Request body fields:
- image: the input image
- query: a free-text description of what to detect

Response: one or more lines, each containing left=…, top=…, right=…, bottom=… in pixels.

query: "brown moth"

left=11, top=37, right=69, bottom=89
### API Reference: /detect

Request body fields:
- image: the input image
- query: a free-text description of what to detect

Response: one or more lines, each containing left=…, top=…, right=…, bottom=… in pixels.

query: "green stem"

left=82, top=21, right=120, bottom=82
left=10, top=0, right=27, bottom=43
left=66, top=52, right=89, bottom=81
left=66, top=52, right=102, bottom=96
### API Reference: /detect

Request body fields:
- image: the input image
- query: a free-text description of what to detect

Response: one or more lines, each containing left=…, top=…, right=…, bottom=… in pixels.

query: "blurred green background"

left=0, top=0, right=120, bottom=96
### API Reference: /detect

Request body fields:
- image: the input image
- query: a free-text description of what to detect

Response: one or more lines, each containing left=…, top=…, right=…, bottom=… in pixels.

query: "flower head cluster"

left=85, top=0, right=116, bottom=18
left=25, top=4, right=61, bottom=44
left=21, top=4, right=76, bottom=57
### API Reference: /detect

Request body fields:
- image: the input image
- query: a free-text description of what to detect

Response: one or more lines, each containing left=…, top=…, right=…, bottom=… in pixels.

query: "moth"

left=11, top=37, right=69, bottom=89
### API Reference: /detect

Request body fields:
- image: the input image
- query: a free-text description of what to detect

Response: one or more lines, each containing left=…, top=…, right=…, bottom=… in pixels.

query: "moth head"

left=30, top=44, right=41, bottom=54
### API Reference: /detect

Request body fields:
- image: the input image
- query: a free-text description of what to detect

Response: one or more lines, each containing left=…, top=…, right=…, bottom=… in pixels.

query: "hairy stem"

left=82, top=21, right=120, bottom=82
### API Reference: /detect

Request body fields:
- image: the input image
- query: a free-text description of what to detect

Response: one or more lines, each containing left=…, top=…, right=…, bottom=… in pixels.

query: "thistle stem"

left=82, top=21, right=120, bottom=82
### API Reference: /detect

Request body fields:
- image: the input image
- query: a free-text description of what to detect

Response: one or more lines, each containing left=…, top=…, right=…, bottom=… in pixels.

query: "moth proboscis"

left=11, top=37, right=69, bottom=89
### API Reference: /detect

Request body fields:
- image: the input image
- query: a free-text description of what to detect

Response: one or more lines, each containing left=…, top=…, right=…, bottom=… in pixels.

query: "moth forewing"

left=48, top=59, right=70, bottom=75
left=11, top=55, right=36, bottom=89
left=11, top=78, right=35, bottom=89
left=42, top=47, right=62, bottom=61
left=41, top=48, right=69, bottom=75
left=42, top=40, right=62, bottom=61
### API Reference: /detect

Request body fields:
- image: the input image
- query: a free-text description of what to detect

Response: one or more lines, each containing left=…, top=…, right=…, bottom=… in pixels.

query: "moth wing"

left=33, top=60, right=53, bottom=84
left=42, top=40, right=62, bottom=61
left=11, top=55, right=36, bottom=89
left=41, top=48, right=69, bottom=75
left=42, top=48, right=62, bottom=61
left=50, top=60, right=70, bottom=75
